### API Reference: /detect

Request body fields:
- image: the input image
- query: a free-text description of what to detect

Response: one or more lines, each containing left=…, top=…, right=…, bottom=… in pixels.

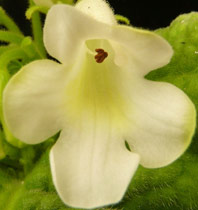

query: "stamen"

left=95, top=48, right=108, bottom=63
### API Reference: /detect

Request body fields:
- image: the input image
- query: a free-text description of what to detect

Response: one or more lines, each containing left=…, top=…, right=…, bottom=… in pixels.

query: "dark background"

left=0, top=0, right=198, bottom=34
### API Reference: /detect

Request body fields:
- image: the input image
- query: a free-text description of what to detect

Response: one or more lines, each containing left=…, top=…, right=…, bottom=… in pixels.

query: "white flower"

left=3, top=0, right=196, bottom=209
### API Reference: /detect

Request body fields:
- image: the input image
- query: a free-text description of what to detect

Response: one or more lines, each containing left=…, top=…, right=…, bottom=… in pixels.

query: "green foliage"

left=0, top=9, right=198, bottom=210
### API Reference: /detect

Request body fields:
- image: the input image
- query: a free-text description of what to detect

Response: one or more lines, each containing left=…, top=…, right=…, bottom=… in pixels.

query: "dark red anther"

left=94, top=48, right=108, bottom=63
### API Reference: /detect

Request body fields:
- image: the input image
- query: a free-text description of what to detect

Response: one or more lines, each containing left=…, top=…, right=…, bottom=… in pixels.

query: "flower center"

left=94, top=48, right=108, bottom=63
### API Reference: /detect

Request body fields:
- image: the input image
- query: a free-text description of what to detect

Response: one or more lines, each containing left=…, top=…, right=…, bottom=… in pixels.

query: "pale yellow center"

left=63, top=39, right=129, bottom=127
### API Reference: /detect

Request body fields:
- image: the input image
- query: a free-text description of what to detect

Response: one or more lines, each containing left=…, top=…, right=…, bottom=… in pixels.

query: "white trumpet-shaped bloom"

left=3, top=0, right=196, bottom=209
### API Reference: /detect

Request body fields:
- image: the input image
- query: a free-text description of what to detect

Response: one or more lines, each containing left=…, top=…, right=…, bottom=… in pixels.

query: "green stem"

left=29, top=0, right=46, bottom=58
left=115, top=14, right=130, bottom=25
left=0, top=45, right=15, bottom=54
left=0, top=7, right=22, bottom=35
left=0, top=48, right=28, bottom=69
left=20, top=36, right=43, bottom=59
left=0, top=30, right=24, bottom=44
left=26, top=5, right=49, bottom=19
left=61, top=0, right=75, bottom=5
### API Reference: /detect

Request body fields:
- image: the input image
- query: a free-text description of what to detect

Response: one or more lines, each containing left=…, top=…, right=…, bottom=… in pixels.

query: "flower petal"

left=43, top=4, right=111, bottom=65
left=111, top=26, right=173, bottom=76
left=44, top=4, right=172, bottom=75
left=33, top=0, right=53, bottom=7
left=50, top=122, right=139, bottom=209
left=75, top=0, right=117, bottom=25
left=3, top=60, right=66, bottom=144
left=126, top=78, right=196, bottom=168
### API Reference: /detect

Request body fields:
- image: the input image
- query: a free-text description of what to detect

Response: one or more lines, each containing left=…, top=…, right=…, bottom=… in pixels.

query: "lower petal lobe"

left=126, top=79, right=196, bottom=168
left=50, top=118, right=139, bottom=209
